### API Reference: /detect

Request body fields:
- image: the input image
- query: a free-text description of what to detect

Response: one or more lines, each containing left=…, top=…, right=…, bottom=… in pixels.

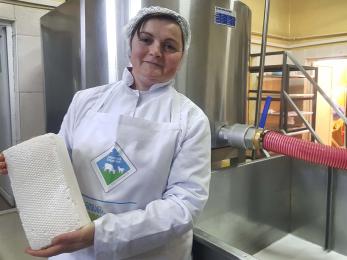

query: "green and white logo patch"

left=91, top=143, right=136, bottom=192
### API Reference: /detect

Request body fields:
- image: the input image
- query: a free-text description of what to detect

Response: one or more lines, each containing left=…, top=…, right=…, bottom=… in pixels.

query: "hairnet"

left=124, top=6, right=191, bottom=52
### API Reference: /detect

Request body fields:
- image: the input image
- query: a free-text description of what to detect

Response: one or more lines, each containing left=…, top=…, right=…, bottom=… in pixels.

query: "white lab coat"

left=52, top=68, right=211, bottom=260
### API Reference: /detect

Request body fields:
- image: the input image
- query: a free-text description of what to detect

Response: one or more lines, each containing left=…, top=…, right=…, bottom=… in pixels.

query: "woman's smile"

left=143, top=60, right=163, bottom=68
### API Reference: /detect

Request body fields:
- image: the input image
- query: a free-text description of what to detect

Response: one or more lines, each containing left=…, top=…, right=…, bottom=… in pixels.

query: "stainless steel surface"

left=218, top=124, right=257, bottom=149
left=178, top=0, right=251, bottom=148
left=193, top=228, right=257, bottom=260
left=283, top=91, right=323, bottom=144
left=285, top=49, right=335, bottom=250
left=254, top=234, right=347, bottom=260
left=332, top=168, right=347, bottom=256
left=283, top=129, right=309, bottom=136
left=41, top=0, right=82, bottom=133
left=286, top=51, right=347, bottom=126
left=0, top=209, right=45, bottom=260
left=290, top=159, right=327, bottom=247
left=84, top=0, right=132, bottom=87
left=254, top=0, right=270, bottom=128
left=195, top=155, right=347, bottom=258
left=42, top=0, right=134, bottom=132
left=196, top=156, right=347, bottom=258
left=41, top=0, right=251, bottom=153
left=325, top=167, right=334, bottom=250
left=196, top=156, right=291, bottom=255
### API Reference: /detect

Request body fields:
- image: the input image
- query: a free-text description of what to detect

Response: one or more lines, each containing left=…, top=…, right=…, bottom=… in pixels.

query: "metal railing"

left=282, top=91, right=323, bottom=144
left=286, top=52, right=347, bottom=128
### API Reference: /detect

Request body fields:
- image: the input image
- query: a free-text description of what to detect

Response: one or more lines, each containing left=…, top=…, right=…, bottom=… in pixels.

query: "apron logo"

left=84, top=201, right=105, bottom=221
left=91, top=143, right=136, bottom=192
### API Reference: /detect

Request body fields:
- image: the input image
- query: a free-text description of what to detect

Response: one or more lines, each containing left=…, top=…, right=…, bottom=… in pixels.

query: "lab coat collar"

left=121, top=67, right=175, bottom=94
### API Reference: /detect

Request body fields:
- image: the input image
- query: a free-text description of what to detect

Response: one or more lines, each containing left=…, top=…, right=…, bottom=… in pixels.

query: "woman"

left=0, top=6, right=211, bottom=260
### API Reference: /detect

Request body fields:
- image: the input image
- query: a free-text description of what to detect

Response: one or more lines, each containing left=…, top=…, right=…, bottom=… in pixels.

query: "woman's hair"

left=125, top=6, right=191, bottom=52
left=130, top=14, right=185, bottom=52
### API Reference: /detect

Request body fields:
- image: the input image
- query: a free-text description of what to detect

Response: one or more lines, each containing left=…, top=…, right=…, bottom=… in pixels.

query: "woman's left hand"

left=25, top=222, right=95, bottom=257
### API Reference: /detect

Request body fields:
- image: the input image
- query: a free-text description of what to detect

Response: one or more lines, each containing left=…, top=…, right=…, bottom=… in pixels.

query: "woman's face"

left=130, top=18, right=184, bottom=90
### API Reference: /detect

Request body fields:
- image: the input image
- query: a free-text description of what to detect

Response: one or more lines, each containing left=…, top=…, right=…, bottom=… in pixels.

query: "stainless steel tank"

left=41, top=0, right=251, bottom=159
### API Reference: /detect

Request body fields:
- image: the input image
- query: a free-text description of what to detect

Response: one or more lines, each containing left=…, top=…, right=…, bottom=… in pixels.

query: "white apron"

left=51, top=84, right=192, bottom=260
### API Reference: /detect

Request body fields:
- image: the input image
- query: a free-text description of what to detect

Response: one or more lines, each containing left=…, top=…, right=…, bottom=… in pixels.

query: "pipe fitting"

left=218, top=124, right=264, bottom=149
left=253, top=129, right=266, bottom=150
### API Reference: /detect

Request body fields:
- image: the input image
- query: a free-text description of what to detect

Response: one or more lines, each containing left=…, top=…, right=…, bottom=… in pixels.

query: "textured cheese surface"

left=3, top=133, right=90, bottom=250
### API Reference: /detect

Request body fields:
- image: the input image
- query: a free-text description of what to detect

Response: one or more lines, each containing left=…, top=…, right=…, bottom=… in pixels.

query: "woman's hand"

left=0, top=153, right=7, bottom=175
left=25, top=222, right=95, bottom=257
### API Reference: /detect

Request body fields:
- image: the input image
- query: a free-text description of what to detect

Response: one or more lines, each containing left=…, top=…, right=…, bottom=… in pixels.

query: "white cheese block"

left=3, top=133, right=90, bottom=250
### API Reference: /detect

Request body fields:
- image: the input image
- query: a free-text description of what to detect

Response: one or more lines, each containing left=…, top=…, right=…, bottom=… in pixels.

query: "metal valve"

left=217, top=124, right=264, bottom=150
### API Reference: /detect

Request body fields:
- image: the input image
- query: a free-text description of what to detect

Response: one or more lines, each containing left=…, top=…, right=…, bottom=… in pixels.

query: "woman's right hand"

left=0, top=153, right=8, bottom=175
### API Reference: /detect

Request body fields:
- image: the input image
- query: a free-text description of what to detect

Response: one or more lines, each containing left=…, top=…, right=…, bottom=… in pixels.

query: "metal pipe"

left=325, top=167, right=335, bottom=250
left=286, top=52, right=347, bottom=125
left=218, top=124, right=260, bottom=149
left=80, top=0, right=86, bottom=90
left=254, top=0, right=271, bottom=128
left=283, top=91, right=323, bottom=144
left=282, top=129, right=310, bottom=136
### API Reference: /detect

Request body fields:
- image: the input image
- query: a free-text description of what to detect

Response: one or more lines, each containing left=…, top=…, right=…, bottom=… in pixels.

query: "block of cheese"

left=3, top=133, right=90, bottom=250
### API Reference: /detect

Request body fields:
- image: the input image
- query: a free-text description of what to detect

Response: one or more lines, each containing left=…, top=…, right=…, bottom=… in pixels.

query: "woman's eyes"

left=139, top=36, right=152, bottom=44
left=138, top=36, right=178, bottom=52
left=163, top=42, right=178, bottom=52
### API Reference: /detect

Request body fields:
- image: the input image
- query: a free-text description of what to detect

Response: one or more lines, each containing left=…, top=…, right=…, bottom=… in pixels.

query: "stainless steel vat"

left=41, top=0, right=251, bottom=154
left=196, top=156, right=347, bottom=259
left=142, top=0, right=252, bottom=148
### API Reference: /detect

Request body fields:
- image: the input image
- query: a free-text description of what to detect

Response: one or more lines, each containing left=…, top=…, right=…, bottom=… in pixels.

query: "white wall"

left=291, top=43, right=347, bottom=65
left=20, top=0, right=64, bottom=7
left=0, top=1, right=63, bottom=142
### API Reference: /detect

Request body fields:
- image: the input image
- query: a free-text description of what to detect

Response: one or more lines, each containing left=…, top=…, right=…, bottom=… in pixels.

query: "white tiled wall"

left=0, top=3, right=15, bottom=20
left=14, top=6, right=48, bottom=36
left=2, top=2, right=55, bottom=142
left=21, top=0, right=64, bottom=7
left=1, top=0, right=66, bottom=143
left=19, top=92, right=46, bottom=141
left=16, top=36, right=44, bottom=93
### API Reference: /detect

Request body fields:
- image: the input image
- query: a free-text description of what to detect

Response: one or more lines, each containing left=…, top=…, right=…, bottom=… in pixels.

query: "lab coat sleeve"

left=93, top=109, right=211, bottom=258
